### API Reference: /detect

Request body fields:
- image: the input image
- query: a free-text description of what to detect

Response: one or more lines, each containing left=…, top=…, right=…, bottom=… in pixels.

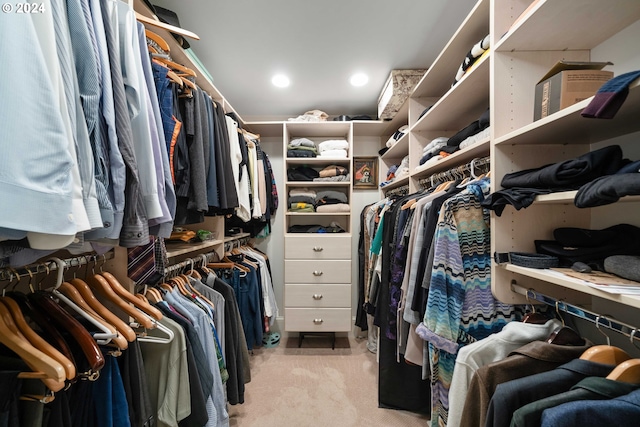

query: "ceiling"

left=150, top=0, right=478, bottom=121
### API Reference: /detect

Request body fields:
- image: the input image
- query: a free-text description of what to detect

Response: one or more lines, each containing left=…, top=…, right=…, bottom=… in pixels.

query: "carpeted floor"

left=228, top=335, right=429, bottom=427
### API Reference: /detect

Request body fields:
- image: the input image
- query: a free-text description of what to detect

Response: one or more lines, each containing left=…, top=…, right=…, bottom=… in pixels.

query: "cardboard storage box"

left=378, top=69, right=426, bottom=121
left=534, top=61, right=613, bottom=121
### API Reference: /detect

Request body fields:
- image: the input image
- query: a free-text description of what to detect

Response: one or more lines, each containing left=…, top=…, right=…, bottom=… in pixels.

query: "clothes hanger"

left=86, top=272, right=155, bottom=330
left=145, top=29, right=170, bottom=53
left=68, top=277, right=137, bottom=343
left=606, top=359, right=640, bottom=383
left=99, top=271, right=163, bottom=321
left=6, top=291, right=77, bottom=370
left=580, top=345, right=631, bottom=365
left=0, top=303, right=66, bottom=390
left=45, top=258, right=118, bottom=347
left=27, top=291, right=105, bottom=378
left=58, top=281, right=128, bottom=351
left=521, top=289, right=549, bottom=324
left=153, top=57, right=197, bottom=77
left=0, top=297, right=76, bottom=381
left=546, top=300, right=585, bottom=346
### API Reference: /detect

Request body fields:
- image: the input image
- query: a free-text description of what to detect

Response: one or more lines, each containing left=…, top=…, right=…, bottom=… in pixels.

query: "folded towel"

left=318, top=139, right=349, bottom=152
left=318, top=149, right=348, bottom=158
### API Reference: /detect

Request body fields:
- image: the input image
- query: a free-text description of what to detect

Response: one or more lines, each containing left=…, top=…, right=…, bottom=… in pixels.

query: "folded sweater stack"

left=287, top=188, right=349, bottom=212
left=419, top=137, right=449, bottom=166
left=288, top=187, right=316, bottom=212
left=287, top=138, right=317, bottom=158
left=318, top=139, right=349, bottom=158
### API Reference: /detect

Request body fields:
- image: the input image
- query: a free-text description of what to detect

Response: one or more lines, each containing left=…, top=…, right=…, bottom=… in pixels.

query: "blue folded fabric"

left=582, top=70, right=640, bottom=119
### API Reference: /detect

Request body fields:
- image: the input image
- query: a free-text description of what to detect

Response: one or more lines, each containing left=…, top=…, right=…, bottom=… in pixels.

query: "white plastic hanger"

left=47, top=258, right=118, bottom=346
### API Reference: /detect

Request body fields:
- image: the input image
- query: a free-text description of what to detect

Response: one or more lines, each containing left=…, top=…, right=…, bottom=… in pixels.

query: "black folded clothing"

left=575, top=173, right=640, bottom=208
left=287, top=166, right=320, bottom=181
left=501, top=145, right=623, bottom=190
left=287, top=149, right=316, bottom=158
left=288, top=224, right=346, bottom=233
left=535, top=224, right=640, bottom=267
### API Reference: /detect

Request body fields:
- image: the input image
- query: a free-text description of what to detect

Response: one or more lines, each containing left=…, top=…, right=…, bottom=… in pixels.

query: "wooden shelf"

left=380, top=175, right=410, bottom=192
left=286, top=212, right=351, bottom=216
left=245, top=121, right=284, bottom=138
left=286, top=181, right=351, bottom=187
left=534, top=191, right=640, bottom=205
left=166, top=239, right=224, bottom=258
left=412, top=0, right=490, bottom=98
left=381, top=132, right=409, bottom=160
left=412, top=54, right=490, bottom=133
left=412, top=137, right=490, bottom=179
left=495, top=0, right=640, bottom=52
left=285, top=157, right=351, bottom=165
left=223, top=233, right=251, bottom=242
left=494, top=80, right=640, bottom=146
left=499, top=264, right=640, bottom=309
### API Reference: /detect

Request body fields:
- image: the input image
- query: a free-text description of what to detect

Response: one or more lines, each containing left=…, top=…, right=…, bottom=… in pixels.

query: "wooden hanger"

left=0, top=303, right=66, bottom=390
left=100, top=272, right=163, bottom=321
left=606, top=359, right=640, bottom=383
left=145, top=29, right=170, bottom=53
left=0, top=297, right=76, bottom=381
left=207, top=262, right=235, bottom=269
left=580, top=345, right=631, bottom=365
left=135, top=12, right=200, bottom=40
left=27, top=292, right=105, bottom=376
left=144, top=287, right=163, bottom=304
left=7, top=292, right=76, bottom=369
left=58, top=281, right=128, bottom=351
left=86, top=274, right=154, bottom=329
left=68, top=278, right=137, bottom=343
left=154, top=57, right=197, bottom=77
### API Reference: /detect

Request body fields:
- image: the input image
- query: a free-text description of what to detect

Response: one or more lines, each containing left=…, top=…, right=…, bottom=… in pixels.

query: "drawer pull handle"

left=313, top=271, right=323, bottom=276
left=313, top=246, right=324, bottom=252
left=313, top=318, right=324, bottom=324
left=312, top=294, right=323, bottom=300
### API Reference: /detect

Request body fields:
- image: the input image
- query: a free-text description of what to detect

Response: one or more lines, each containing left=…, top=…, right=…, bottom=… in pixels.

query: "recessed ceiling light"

left=350, top=73, right=369, bottom=87
left=272, top=74, right=290, bottom=88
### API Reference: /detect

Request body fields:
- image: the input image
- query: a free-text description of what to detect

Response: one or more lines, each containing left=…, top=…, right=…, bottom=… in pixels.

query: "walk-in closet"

left=2, top=0, right=640, bottom=426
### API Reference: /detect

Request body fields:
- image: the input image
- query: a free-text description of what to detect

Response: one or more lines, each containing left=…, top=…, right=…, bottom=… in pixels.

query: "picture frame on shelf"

left=353, top=156, right=378, bottom=189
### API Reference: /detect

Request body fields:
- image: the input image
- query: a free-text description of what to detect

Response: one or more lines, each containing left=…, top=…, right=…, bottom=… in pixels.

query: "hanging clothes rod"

left=418, top=155, right=490, bottom=188
left=385, top=184, right=410, bottom=197
left=511, top=282, right=640, bottom=343
left=0, top=251, right=115, bottom=283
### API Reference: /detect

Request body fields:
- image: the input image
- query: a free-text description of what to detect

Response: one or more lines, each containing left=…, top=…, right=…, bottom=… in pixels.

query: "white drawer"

left=285, top=235, right=351, bottom=260
left=285, top=260, right=351, bottom=284
left=284, top=308, right=352, bottom=332
left=285, top=284, right=351, bottom=308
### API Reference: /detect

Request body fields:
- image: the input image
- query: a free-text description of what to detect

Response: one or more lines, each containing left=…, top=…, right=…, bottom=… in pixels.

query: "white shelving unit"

left=490, top=0, right=640, bottom=326
left=282, top=122, right=354, bottom=335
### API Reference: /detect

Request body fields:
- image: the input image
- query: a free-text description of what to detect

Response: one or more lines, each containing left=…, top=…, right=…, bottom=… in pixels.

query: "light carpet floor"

left=228, top=335, right=429, bottom=427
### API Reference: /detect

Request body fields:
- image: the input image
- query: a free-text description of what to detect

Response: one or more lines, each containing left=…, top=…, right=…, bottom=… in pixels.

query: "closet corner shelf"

left=499, top=263, right=640, bottom=309
left=165, top=239, right=224, bottom=258
left=412, top=137, right=490, bottom=179
left=412, top=54, right=490, bottom=133
left=494, top=80, right=640, bottom=147
left=534, top=191, right=640, bottom=205
left=412, top=0, right=490, bottom=98
left=380, top=175, right=410, bottom=192
left=245, top=121, right=285, bottom=138
left=381, top=132, right=410, bottom=160
left=494, top=0, right=640, bottom=52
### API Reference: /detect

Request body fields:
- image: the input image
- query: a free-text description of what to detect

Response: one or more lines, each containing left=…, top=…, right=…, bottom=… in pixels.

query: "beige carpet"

left=228, top=335, right=429, bottom=427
